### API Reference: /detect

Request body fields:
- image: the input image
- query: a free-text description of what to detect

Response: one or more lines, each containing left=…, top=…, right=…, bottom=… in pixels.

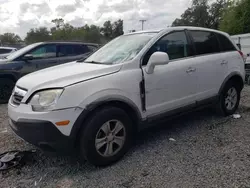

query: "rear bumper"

left=9, top=118, right=74, bottom=153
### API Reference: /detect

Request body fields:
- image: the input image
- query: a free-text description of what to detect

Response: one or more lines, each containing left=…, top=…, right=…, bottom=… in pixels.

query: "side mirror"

left=23, top=54, right=33, bottom=61
left=146, top=52, right=170, bottom=74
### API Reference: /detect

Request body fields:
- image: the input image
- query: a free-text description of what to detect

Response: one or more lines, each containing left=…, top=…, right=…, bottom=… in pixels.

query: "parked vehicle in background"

left=0, top=47, right=17, bottom=59
left=231, top=33, right=250, bottom=83
left=0, top=42, right=99, bottom=103
left=8, top=27, right=245, bottom=166
left=231, top=33, right=250, bottom=65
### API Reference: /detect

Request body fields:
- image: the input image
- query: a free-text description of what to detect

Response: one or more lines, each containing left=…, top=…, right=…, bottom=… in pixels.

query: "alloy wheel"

left=95, top=120, right=126, bottom=157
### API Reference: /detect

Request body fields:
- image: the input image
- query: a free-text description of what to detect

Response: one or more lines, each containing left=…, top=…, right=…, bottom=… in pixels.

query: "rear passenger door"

left=57, top=44, right=90, bottom=64
left=188, top=30, right=225, bottom=101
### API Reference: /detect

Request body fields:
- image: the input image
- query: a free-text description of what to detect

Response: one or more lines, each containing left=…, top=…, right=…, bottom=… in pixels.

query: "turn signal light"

left=55, top=120, right=70, bottom=126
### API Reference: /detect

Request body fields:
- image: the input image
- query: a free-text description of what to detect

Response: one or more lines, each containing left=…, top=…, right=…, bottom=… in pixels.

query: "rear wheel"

left=79, top=107, right=133, bottom=166
left=0, top=78, right=15, bottom=104
left=216, top=81, right=241, bottom=116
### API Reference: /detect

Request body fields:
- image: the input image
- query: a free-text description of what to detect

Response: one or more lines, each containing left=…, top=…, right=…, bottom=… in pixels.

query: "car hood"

left=16, top=61, right=122, bottom=91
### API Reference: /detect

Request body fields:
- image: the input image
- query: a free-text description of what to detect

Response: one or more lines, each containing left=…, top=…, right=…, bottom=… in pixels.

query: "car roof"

left=38, top=41, right=99, bottom=46
left=125, top=26, right=229, bottom=36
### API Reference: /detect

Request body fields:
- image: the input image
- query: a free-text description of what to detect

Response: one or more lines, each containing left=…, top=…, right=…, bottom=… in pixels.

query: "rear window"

left=0, top=49, right=12, bottom=54
left=216, top=33, right=236, bottom=52
left=190, top=31, right=220, bottom=55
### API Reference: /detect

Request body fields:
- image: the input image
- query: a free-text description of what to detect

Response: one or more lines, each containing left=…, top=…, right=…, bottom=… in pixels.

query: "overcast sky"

left=0, top=0, right=192, bottom=39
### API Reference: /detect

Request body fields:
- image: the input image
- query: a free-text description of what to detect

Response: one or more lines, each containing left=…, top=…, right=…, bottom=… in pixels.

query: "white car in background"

left=231, top=33, right=250, bottom=65
left=0, top=47, right=17, bottom=59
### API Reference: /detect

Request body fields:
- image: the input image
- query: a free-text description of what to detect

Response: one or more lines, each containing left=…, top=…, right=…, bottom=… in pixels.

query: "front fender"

left=78, top=89, right=142, bottom=116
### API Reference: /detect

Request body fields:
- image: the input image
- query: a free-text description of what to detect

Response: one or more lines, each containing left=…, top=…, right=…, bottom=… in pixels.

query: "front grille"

left=11, top=87, right=27, bottom=106
left=12, top=93, right=24, bottom=106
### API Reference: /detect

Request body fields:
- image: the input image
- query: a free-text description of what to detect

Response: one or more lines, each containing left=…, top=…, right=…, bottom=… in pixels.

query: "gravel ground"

left=1, top=86, right=250, bottom=188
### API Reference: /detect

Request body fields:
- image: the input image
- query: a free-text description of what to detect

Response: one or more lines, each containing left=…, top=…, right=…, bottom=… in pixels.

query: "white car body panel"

left=8, top=103, right=83, bottom=136
left=143, top=57, right=197, bottom=116
left=18, top=62, right=122, bottom=101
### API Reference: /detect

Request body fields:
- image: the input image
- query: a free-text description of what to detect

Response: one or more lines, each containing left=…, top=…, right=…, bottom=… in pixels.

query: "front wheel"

left=79, top=107, right=134, bottom=166
left=216, top=81, right=241, bottom=116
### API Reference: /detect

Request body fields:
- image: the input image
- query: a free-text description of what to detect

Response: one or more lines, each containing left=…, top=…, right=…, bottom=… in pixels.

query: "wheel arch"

left=219, top=72, right=244, bottom=94
left=70, top=97, right=142, bottom=146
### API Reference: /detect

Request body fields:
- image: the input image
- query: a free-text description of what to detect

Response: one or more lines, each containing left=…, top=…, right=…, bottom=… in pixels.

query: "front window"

left=5, top=43, right=41, bottom=60
left=84, top=33, right=157, bottom=65
left=29, top=44, right=56, bottom=59
left=142, top=31, right=193, bottom=65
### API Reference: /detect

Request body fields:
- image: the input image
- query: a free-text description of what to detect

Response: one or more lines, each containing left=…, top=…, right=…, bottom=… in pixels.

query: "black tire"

left=216, top=80, right=241, bottom=116
left=79, top=106, right=134, bottom=166
left=0, top=78, right=15, bottom=104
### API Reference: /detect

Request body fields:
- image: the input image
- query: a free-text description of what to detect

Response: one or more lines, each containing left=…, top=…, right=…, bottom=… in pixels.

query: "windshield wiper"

left=84, top=61, right=104, bottom=64
left=76, top=57, right=87, bottom=62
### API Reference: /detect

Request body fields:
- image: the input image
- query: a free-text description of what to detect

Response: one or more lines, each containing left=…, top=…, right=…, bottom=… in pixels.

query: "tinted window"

left=143, top=31, right=192, bottom=65
left=216, top=33, right=236, bottom=52
left=190, top=31, right=220, bottom=55
left=0, top=49, right=12, bottom=54
left=29, top=44, right=56, bottom=59
left=58, top=44, right=89, bottom=57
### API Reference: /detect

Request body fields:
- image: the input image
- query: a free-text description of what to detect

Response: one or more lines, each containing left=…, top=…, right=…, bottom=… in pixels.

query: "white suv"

left=8, top=27, right=245, bottom=166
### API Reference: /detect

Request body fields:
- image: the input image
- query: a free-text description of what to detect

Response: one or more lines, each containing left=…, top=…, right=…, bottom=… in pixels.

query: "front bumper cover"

left=9, top=118, right=75, bottom=153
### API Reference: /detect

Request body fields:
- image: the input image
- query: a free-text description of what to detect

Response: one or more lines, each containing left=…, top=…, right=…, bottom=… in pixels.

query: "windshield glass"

left=84, top=33, right=157, bottom=64
left=6, top=43, right=40, bottom=60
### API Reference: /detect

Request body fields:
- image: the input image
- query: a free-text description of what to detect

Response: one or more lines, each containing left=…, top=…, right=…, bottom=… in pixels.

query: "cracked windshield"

left=1, top=0, right=250, bottom=187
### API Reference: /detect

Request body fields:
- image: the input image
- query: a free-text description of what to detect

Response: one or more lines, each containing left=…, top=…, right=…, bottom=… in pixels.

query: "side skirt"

left=138, top=95, right=219, bottom=131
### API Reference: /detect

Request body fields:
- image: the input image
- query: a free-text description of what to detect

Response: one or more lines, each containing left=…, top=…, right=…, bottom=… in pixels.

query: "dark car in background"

left=0, top=41, right=99, bottom=103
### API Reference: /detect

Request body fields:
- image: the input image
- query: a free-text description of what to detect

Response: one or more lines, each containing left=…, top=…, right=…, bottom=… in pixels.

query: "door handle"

left=221, top=60, right=228, bottom=65
left=186, top=67, right=196, bottom=73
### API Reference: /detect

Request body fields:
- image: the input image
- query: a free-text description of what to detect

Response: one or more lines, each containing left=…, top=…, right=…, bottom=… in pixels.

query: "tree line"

left=0, top=18, right=124, bottom=45
left=1, top=0, right=250, bottom=45
left=172, top=0, right=250, bottom=35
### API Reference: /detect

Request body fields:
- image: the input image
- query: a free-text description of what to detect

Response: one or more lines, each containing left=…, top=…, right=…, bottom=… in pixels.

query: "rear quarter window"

left=216, top=33, right=236, bottom=52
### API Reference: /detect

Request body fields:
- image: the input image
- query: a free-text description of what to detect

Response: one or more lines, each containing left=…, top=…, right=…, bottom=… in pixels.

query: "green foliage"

left=172, top=0, right=229, bottom=29
left=0, top=33, right=21, bottom=45
left=51, top=18, right=65, bottom=29
left=219, top=0, right=250, bottom=35
left=25, top=27, right=51, bottom=44
left=24, top=18, right=124, bottom=44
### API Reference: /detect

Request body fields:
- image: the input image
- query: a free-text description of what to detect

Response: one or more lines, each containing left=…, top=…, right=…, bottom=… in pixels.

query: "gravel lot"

left=1, top=86, right=250, bottom=188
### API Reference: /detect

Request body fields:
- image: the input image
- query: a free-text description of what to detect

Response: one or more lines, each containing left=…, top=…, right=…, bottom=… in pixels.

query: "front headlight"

left=29, top=89, right=63, bottom=112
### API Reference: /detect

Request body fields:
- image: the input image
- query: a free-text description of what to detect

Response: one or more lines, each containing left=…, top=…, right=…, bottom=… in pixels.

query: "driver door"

left=21, top=44, right=58, bottom=76
left=143, top=31, right=197, bottom=117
